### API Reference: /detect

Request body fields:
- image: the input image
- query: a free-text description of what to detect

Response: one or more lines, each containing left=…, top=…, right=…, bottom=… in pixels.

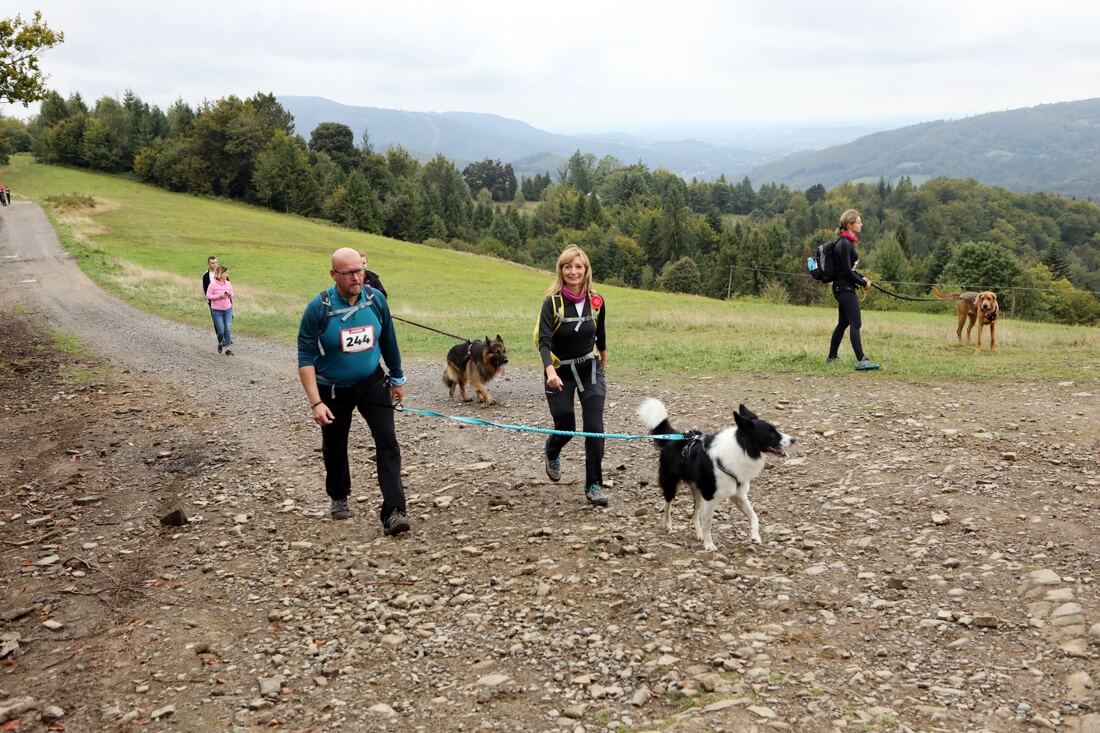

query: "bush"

left=758, top=280, right=790, bottom=305
left=44, top=192, right=96, bottom=211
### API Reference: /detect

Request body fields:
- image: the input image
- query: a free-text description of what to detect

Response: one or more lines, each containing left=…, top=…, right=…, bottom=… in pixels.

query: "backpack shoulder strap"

left=550, top=294, right=565, bottom=331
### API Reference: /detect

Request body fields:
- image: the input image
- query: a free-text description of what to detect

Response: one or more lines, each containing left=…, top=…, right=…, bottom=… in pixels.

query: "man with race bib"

left=296, top=247, right=410, bottom=536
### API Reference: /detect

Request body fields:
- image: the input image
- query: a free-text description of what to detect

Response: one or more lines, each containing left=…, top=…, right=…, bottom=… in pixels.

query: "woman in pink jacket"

left=205, top=265, right=235, bottom=355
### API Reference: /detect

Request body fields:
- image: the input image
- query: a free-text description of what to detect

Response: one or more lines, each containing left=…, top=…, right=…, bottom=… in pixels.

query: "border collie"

left=637, top=398, right=793, bottom=552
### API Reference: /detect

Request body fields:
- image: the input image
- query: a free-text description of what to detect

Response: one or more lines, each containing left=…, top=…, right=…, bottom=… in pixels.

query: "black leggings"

left=545, top=366, right=606, bottom=488
left=829, top=289, right=865, bottom=361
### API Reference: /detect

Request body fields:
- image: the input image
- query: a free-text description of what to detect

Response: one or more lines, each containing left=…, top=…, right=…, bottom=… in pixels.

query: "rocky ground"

left=2, top=201, right=1100, bottom=732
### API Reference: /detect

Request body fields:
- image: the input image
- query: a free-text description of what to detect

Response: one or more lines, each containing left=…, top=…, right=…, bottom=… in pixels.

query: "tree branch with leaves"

left=1, top=11, right=64, bottom=105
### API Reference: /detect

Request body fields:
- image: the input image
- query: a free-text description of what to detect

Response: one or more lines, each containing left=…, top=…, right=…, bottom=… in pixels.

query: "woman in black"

left=827, top=209, right=880, bottom=370
left=538, top=244, right=609, bottom=507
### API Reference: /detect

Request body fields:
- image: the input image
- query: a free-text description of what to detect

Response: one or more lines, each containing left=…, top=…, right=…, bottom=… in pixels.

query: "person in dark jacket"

left=827, top=209, right=880, bottom=370
left=360, top=252, right=388, bottom=298
left=538, top=244, right=609, bottom=507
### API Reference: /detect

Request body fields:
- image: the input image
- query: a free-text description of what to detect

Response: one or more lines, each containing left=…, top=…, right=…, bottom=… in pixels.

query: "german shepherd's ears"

left=495, top=334, right=502, bottom=342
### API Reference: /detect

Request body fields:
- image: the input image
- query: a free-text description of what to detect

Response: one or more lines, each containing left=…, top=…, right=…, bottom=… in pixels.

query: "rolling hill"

left=278, top=96, right=778, bottom=180
left=746, top=98, right=1100, bottom=199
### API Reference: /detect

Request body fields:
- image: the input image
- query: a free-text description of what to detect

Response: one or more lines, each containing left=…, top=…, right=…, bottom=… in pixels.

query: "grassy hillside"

left=748, top=98, right=1100, bottom=200
left=3, top=155, right=1098, bottom=382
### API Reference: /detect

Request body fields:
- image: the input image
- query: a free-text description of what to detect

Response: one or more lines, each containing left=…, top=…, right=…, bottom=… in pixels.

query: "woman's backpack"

left=806, top=238, right=840, bottom=282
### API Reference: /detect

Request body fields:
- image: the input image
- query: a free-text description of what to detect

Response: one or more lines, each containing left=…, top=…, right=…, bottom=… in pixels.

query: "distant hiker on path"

left=202, top=255, right=223, bottom=351
left=206, top=265, right=235, bottom=355
left=296, top=247, right=410, bottom=536
left=826, top=209, right=880, bottom=370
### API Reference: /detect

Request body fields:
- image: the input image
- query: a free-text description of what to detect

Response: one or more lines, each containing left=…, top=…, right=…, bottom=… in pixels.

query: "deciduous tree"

left=0, top=11, right=63, bottom=105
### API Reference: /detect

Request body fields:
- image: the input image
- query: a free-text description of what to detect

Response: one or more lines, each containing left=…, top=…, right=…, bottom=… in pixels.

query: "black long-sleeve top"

left=832, top=237, right=867, bottom=292
left=538, top=294, right=606, bottom=378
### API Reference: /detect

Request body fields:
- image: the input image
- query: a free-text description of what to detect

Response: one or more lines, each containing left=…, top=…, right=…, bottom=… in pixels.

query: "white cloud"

left=8, top=0, right=1100, bottom=132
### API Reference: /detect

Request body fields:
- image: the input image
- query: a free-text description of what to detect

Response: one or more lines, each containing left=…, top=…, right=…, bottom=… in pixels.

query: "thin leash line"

left=726, top=263, right=1100, bottom=296
left=395, top=405, right=685, bottom=441
left=391, top=315, right=468, bottom=342
left=869, top=282, right=947, bottom=302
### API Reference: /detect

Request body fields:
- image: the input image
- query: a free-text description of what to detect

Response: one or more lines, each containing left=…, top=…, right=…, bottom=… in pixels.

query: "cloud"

left=11, top=0, right=1100, bottom=130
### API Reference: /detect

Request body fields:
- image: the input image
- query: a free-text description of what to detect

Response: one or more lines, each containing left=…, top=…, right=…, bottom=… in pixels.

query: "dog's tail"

left=931, top=286, right=962, bottom=301
left=637, top=398, right=678, bottom=449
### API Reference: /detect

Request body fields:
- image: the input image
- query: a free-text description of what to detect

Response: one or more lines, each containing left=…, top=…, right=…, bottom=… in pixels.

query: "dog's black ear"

left=734, top=410, right=752, bottom=431
left=495, top=334, right=502, bottom=343
left=485, top=335, right=490, bottom=345
left=738, top=403, right=758, bottom=420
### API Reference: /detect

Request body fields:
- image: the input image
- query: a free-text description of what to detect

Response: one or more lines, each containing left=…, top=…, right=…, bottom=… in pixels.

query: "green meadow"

left=3, top=154, right=1098, bottom=382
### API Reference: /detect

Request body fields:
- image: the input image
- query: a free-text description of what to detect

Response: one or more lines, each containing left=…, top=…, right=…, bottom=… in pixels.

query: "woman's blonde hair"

left=837, top=208, right=861, bottom=234
left=215, top=265, right=229, bottom=277
left=546, top=244, right=592, bottom=297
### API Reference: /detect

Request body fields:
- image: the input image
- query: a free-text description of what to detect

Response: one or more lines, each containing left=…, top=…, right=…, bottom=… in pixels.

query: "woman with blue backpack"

left=537, top=244, right=609, bottom=507
left=827, top=209, right=880, bottom=370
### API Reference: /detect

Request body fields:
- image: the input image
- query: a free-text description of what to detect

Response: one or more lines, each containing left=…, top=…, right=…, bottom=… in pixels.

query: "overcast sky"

left=7, top=1, right=1100, bottom=135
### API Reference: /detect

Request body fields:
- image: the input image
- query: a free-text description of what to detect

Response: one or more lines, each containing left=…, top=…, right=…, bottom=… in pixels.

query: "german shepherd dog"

left=444, top=336, right=508, bottom=405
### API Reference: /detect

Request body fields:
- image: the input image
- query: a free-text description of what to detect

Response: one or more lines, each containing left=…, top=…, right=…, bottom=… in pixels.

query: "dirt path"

left=1, top=201, right=1099, bottom=732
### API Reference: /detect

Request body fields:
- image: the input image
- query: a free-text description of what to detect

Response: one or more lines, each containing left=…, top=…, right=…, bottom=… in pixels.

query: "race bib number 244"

left=340, top=325, right=375, bottom=353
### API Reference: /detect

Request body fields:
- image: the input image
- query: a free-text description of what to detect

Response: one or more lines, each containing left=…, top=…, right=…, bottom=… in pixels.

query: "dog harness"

left=681, top=430, right=741, bottom=487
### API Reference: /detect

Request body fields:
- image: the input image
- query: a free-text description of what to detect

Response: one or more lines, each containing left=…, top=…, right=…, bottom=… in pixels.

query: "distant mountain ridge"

left=747, top=98, right=1100, bottom=199
left=278, top=96, right=779, bottom=180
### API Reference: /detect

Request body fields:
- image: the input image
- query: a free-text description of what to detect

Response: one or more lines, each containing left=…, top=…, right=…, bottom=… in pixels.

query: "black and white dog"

left=637, top=398, right=793, bottom=552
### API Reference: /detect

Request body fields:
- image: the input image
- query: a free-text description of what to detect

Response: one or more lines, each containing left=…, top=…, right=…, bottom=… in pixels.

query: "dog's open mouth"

left=766, top=446, right=789, bottom=458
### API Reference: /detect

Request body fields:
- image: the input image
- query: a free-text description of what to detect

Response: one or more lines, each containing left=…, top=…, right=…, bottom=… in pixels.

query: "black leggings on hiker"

left=829, top=289, right=865, bottom=361
left=545, top=364, right=606, bottom=488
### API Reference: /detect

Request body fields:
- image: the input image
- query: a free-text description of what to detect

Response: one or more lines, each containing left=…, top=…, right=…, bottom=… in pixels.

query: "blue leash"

left=397, top=405, right=685, bottom=441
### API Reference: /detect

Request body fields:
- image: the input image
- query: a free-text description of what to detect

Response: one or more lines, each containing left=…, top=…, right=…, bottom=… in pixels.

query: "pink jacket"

left=206, top=280, right=234, bottom=311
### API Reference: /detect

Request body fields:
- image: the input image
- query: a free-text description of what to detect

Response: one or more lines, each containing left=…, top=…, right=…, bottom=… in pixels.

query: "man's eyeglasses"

left=334, top=268, right=366, bottom=278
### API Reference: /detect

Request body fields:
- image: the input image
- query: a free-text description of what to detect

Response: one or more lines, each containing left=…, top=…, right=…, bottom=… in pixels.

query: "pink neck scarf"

left=560, top=285, right=587, bottom=304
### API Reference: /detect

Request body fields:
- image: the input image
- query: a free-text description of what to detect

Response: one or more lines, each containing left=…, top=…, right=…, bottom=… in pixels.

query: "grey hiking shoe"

left=330, top=498, right=352, bottom=520
left=825, top=356, right=838, bottom=363
left=545, top=453, right=561, bottom=482
left=854, top=358, right=880, bottom=371
left=383, top=510, right=411, bottom=536
left=585, top=484, right=609, bottom=507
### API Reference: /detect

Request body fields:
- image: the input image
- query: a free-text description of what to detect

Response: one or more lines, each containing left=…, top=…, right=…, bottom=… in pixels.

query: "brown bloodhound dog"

left=935, top=289, right=999, bottom=352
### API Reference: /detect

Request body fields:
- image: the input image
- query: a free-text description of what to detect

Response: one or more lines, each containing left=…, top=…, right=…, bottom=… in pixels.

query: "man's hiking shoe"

left=854, top=358, right=880, bottom=371
left=225, top=349, right=234, bottom=356
left=383, top=510, right=411, bottom=536
left=825, top=356, right=838, bottom=363
left=330, top=499, right=352, bottom=520
left=585, top=484, right=609, bottom=507
left=545, top=453, right=561, bottom=482
left=218, top=343, right=223, bottom=354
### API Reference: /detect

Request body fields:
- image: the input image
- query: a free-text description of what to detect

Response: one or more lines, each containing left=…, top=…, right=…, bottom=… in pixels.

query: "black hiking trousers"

left=544, top=363, right=606, bottom=489
left=319, top=368, right=405, bottom=523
